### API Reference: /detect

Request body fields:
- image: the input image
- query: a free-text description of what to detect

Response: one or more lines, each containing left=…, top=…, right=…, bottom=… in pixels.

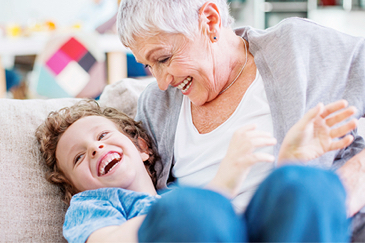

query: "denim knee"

left=138, top=187, right=247, bottom=242
left=270, top=165, right=347, bottom=202
left=245, top=165, right=350, bottom=242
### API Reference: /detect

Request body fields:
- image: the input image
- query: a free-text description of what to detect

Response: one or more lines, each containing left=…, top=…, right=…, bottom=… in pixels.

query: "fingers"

left=232, top=124, right=269, bottom=140
left=329, top=135, right=354, bottom=151
left=232, top=125, right=277, bottom=148
left=299, top=102, right=324, bottom=126
left=320, top=99, right=348, bottom=118
left=246, top=130, right=277, bottom=147
left=250, top=152, right=275, bottom=163
left=249, top=136, right=277, bottom=148
left=226, top=125, right=276, bottom=165
left=328, top=116, right=357, bottom=151
left=329, top=118, right=358, bottom=139
left=326, top=105, right=357, bottom=127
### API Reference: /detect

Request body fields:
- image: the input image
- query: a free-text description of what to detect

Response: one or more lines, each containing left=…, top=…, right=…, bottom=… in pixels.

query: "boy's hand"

left=207, top=124, right=276, bottom=198
left=278, top=100, right=358, bottom=165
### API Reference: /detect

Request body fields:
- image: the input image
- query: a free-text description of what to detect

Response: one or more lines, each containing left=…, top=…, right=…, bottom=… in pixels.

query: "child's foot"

left=337, top=149, right=365, bottom=217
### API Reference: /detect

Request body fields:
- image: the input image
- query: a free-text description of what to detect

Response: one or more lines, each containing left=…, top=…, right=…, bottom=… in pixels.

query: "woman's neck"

left=191, top=57, right=257, bottom=134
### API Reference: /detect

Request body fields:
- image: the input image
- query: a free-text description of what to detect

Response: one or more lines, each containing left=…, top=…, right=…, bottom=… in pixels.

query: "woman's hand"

left=207, top=124, right=276, bottom=198
left=278, top=100, right=358, bottom=165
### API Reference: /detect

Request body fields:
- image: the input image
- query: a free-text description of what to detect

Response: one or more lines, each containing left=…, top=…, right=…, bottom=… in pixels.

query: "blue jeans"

left=138, top=165, right=350, bottom=242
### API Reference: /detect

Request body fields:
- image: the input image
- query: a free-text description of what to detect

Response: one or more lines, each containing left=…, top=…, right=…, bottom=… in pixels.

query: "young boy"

left=36, top=99, right=357, bottom=243
left=36, top=100, right=160, bottom=242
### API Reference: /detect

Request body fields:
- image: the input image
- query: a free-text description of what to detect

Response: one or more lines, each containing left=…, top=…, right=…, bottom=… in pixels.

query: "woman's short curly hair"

left=35, top=100, right=158, bottom=205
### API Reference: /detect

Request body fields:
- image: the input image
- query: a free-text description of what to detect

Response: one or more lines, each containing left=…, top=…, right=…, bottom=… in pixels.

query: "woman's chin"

left=189, top=96, right=208, bottom=107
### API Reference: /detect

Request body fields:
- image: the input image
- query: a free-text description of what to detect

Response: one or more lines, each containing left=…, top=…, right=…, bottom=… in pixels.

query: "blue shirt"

left=63, top=188, right=159, bottom=243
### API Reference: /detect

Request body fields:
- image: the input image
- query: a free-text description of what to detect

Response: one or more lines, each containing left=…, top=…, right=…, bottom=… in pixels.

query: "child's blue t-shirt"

left=63, top=187, right=159, bottom=243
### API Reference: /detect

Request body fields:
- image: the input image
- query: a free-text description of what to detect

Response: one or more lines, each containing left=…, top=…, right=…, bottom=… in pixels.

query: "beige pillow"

left=0, top=78, right=153, bottom=242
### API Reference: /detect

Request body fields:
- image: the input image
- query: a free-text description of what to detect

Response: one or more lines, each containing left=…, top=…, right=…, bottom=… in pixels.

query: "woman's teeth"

left=177, top=77, right=192, bottom=92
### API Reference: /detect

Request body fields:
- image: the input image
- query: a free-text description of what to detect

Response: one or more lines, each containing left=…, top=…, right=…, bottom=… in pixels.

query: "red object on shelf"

left=321, top=0, right=337, bottom=5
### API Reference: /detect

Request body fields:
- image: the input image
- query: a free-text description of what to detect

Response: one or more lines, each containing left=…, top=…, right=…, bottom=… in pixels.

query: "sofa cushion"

left=0, top=78, right=154, bottom=242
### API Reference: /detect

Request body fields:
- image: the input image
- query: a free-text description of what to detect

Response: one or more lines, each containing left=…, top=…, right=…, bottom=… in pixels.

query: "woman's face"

left=131, top=32, right=223, bottom=106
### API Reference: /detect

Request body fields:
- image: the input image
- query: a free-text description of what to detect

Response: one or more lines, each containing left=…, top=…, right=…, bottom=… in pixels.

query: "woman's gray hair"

left=117, top=0, right=234, bottom=47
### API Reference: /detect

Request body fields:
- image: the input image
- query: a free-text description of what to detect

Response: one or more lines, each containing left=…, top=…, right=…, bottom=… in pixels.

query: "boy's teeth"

left=99, top=153, right=121, bottom=176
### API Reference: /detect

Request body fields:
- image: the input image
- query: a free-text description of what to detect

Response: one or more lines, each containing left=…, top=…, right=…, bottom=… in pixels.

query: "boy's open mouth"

left=98, top=152, right=122, bottom=176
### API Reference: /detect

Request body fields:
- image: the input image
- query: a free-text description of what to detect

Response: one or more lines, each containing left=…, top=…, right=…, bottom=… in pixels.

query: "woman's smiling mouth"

left=177, top=76, right=192, bottom=93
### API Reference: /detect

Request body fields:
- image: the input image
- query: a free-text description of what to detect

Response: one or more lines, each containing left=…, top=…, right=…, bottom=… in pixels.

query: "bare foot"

left=337, top=148, right=365, bottom=217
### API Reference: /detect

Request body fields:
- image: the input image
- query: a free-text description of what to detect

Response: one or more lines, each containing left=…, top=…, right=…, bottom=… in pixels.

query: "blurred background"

left=0, top=0, right=364, bottom=99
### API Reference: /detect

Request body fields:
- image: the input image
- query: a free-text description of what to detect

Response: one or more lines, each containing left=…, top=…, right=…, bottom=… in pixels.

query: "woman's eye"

left=158, top=57, right=170, bottom=64
left=98, top=132, right=109, bottom=140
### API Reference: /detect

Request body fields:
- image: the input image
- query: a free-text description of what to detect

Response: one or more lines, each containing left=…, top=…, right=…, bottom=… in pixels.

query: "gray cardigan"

left=135, top=17, right=365, bottom=190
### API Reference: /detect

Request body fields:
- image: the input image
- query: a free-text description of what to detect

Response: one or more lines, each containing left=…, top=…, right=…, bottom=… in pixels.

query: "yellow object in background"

left=71, top=22, right=83, bottom=30
left=45, top=21, right=56, bottom=31
left=6, top=23, right=22, bottom=37
left=28, top=20, right=57, bottom=32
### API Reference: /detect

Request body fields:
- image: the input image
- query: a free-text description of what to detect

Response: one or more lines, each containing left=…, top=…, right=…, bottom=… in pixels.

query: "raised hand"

left=278, top=100, right=358, bottom=165
left=207, top=124, right=277, bottom=198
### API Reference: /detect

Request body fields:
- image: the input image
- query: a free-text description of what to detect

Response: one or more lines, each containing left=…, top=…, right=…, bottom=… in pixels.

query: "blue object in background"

left=5, top=69, right=22, bottom=91
left=127, top=53, right=149, bottom=77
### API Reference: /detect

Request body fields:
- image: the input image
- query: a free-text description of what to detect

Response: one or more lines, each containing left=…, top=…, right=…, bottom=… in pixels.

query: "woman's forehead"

left=131, top=33, right=187, bottom=60
left=133, top=32, right=176, bottom=48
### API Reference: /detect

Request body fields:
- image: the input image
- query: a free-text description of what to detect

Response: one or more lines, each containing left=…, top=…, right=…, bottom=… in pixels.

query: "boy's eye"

left=98, top=132, right=109, bottom=140
left=74, top=154, right=84, bottom=165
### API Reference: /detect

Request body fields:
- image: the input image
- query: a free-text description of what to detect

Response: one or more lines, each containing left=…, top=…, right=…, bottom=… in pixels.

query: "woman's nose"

left=91, top=144, right=104, bottom=157
left=157, top=72, right=173, bottom=91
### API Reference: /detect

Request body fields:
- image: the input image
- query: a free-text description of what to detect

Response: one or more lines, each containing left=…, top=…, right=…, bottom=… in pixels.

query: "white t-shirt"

left=173, top=70, right=274, bottom=213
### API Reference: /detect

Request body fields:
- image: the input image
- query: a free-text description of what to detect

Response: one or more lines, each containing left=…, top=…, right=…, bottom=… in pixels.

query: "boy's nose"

left=92, top=145, right=104, bottom=157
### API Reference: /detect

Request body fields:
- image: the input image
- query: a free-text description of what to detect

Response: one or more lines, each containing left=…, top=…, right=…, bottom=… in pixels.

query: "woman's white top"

left=173, top=70, right=274, bottom=213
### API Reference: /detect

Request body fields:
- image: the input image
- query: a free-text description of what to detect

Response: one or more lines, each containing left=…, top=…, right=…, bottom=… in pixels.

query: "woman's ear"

left=137, top=137, right=150, bottom=161
left=199, top=2, right=221, bottom=42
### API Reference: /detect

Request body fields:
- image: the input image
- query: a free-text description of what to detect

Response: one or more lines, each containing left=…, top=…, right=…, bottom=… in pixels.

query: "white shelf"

left=308, top=8, right=365, bottom=37
left=263, top=2, right=308, bottom=12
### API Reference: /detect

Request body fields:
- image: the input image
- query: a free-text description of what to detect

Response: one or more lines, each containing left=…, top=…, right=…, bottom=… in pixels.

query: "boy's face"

left=56, top=116, right=150, bottom=192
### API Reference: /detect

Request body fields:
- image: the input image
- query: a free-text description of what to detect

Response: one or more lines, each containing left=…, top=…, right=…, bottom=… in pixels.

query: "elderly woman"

left=117, top=0, right=365, bottom=242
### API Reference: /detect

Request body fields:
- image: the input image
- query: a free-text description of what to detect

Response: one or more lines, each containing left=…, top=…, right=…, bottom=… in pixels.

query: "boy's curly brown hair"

left=35, top=100, right=158, bottom=205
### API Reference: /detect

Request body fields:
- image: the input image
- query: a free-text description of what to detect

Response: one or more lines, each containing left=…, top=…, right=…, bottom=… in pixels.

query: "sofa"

left=0, top=77, right=365, bottom=242
left=0, top=78, right=154, bottom=242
